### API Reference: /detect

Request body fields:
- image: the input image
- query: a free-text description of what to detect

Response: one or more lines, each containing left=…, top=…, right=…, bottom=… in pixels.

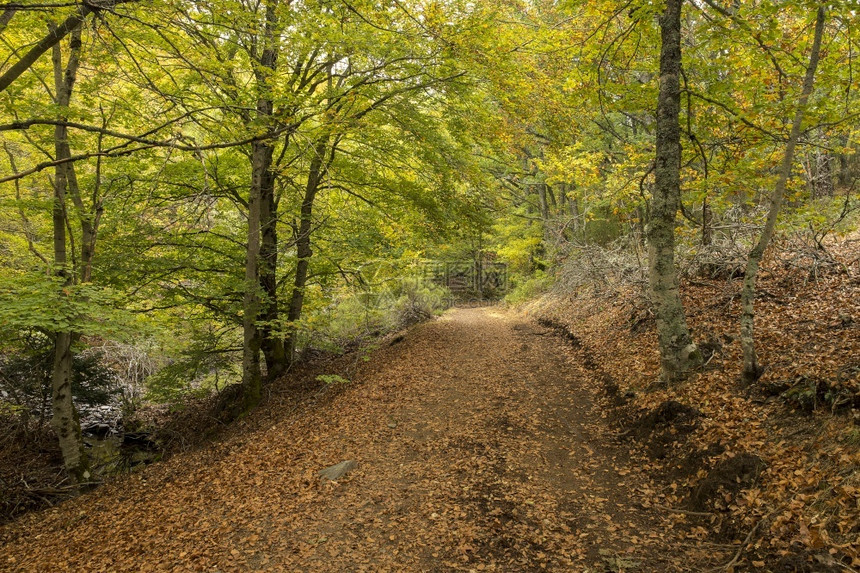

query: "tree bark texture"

left=50, top=27, right=88, bottom=483
left=647, top=0, right=700, bottom=382
left=242, top=141, right=265, bottom=409
left=259, top=144, right=287, bottom=380
left=740, top=5, right=825, bottom=384
left=836, top=135, right=858, bottom=188
left=702, top=195, right=712, bottom=246
left=285, top=137, right=329, bottom=363
left=242, top=0, right=279, bottom=409
left=0, top=8, right=16, bottom=35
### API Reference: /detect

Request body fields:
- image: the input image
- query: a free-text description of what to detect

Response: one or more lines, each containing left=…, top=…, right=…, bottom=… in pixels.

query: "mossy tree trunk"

left=242, top=0, right=279, bottom=410
left=259, top=148, right=287, bottom=380
left=647, top=0, right=701, bottom=383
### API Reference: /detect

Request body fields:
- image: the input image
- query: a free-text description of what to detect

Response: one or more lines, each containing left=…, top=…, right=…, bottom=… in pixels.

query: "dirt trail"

left=1, top=308, right=718, bottom=572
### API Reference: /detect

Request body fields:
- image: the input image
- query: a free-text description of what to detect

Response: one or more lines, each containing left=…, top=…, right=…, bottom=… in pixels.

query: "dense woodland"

left=1, top=0, right=859, bottom=569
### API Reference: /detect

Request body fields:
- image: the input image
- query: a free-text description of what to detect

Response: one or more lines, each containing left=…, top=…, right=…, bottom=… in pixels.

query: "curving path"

left=0, top=308, right=718, bottom=572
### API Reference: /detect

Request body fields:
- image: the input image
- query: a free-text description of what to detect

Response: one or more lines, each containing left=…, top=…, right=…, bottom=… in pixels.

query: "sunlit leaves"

left=0, top=272, right=139, bottom=339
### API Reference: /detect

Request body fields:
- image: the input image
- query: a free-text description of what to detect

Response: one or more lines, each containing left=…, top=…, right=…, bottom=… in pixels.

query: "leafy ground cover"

left=2, top=307, right=731, bottom=572
left=527, top=232, right=860, bottom=570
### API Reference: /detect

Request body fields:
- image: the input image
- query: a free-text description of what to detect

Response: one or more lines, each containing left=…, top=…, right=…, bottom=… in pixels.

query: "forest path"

left=1, top=308, right=718, bottom=572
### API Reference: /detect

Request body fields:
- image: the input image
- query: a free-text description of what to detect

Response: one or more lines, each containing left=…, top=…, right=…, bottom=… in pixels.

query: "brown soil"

left=0, top=308, right=726, bottom=572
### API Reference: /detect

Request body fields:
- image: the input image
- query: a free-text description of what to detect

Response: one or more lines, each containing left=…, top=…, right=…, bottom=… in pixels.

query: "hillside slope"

left=526, top=234, right=860, bottom=570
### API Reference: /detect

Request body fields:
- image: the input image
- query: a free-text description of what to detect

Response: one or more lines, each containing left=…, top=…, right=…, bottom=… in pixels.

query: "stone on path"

left=318, top=460, right=358, bottom=481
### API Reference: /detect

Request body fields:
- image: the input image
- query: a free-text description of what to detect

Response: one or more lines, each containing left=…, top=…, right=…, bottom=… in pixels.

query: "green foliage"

left=580, top=206, right=627, bottom=246
left=494, top=207, right=546, bottom=276
left=143, top=330, right=241, bottom=404
left=0, top=332, right=120, bottom=421
left=316, top=374, right=350, bottom=386
left=308, top=276, right=450, bottom=352
left=0, top=273, right=138, bottom=340
left=389, top=277, right=451, bottom=324
left=783, top=194, right=859, bottom=237
left=505, top=271, right=553, bottom=306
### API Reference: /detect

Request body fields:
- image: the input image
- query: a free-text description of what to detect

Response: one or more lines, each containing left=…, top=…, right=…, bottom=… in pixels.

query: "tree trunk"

left=51, top=332, right=87, bottom=482
left=50, top=26, right=87, bottom=483
left=242, top=140, right=267, bottom=410
left=0, top=8, right=16, bottom=34
left=546, top=184, right=557, bottom=211
left=63, top=127, right=100, bottom=284
left=702, top=194, right=712, bottom=246
left=740, top=5, right=825, bottom=384
left=835, top=134, right=857, bottom=188
left=836, top=134, right=850, bottom=188
left=241, top=0, right=279, bottom=409
left=258, top=145, right=287, bottom=380
left=808, top=148, right=834, bottom=199
left=537, top=183, right=550, bottom=223
left=559, top=184, right=574, bottom=242
left=284, top=138, right=329, bottom=362
left=647, top=0, right=700, bottom=383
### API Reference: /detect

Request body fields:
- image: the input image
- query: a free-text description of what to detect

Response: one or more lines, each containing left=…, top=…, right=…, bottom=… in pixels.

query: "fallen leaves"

left=528, top=234, right=860, bottom=566
left=0, top=309, right=716, bottom=571
left=3, top=233, right=858, bottom=571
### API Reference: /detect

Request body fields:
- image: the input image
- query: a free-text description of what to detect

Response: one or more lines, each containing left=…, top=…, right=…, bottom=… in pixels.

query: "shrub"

left=309, top=276, right=450, bottom=352
left=0, top=332, right=120, bottom=424
left=505, top=271, right=553, bottom=305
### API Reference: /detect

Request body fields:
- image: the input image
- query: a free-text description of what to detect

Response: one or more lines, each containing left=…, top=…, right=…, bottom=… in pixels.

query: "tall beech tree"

left=50, top=25, right=89, bottom=483
left=242, top=0, right=281, bottom=409
left=107, top=0, right=474, bottom=404
left=647, top=0, right=700, bottom=382
left=284, top=135, right=333, bottom=363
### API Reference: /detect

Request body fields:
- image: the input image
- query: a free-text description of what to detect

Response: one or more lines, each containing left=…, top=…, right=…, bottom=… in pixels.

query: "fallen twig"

left=713, top=509, right=777, bottom=572
left=26, top=481, right=102, bottom=495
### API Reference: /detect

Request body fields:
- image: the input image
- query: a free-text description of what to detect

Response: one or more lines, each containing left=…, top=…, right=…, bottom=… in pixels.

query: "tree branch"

left=0, top=0, right=138, bottom=93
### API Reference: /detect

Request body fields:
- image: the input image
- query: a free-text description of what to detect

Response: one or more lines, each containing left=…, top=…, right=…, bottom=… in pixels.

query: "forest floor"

left=1, top=307, right=730, bottom=572
left=527, top=233, right=860, bottom=572
left=3, top=231, right=859, bottom=573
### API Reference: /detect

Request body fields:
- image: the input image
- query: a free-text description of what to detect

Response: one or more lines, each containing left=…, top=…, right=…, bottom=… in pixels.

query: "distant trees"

left=471, top=0, right=857, bottom=383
